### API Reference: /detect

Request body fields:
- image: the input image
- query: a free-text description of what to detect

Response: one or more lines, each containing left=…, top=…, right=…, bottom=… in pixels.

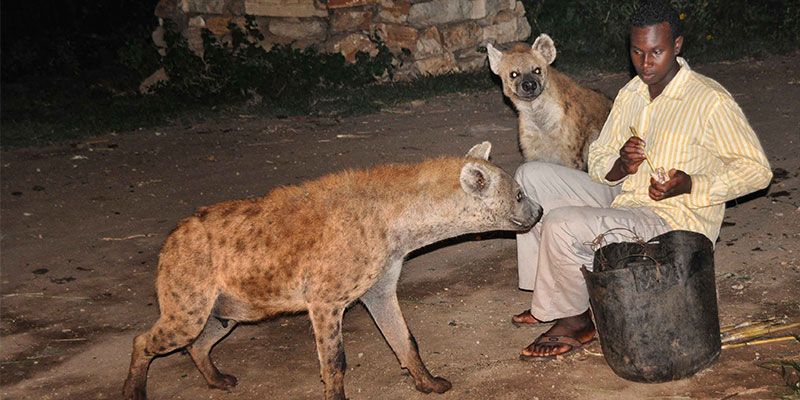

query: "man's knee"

left=514, top=162, right=558, bottom=184
left=543, top=207, right=580, bottom=224
left=515, top=162, right=560, bottom=201
left=541, top=207, right=596, bottom=236
left=541, top=207, right=598, bottom=258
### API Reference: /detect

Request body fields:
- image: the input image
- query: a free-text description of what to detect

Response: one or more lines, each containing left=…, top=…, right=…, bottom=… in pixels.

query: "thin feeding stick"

left=629, top=126, right=656, bottom=172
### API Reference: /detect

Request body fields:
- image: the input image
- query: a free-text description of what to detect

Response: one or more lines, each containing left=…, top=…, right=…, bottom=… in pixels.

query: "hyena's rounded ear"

left=486, top=43, right=503, bottom=75
left=531, top=33, right=556, bottom=65
left=466, top=141, right=492, bottom=160
left=460, top=162, right=495, bottom=197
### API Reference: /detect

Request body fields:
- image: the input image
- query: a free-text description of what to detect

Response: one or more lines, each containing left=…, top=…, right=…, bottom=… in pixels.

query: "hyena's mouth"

left=510, top=218, right=527, bottom=227
left=510, top=216, right=536, bottom=230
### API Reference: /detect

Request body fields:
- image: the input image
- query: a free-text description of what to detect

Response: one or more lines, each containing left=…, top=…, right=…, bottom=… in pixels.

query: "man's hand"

left=605, top=137, right=647, bottom=181
left=619, top=136, right=647, bottom=174
left=649, top=169, right=692, bottom=201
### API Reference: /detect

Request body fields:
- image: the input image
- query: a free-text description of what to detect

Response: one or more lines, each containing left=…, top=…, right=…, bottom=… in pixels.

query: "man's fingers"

left=668, top=168, right=679, bottom=178
left=649, top=187, right=662, bottom=200
left=623, top=153, right=645, bottom=164
left=623, top=144, right=643, bottom=154
left=649, top=178, right=669, bottom=201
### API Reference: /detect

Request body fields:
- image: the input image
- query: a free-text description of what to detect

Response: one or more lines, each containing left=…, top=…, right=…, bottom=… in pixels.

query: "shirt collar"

left=629, top=57, right=691, bottom=101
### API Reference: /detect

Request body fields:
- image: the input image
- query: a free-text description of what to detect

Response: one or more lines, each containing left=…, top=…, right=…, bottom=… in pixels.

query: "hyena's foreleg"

left=360, top=264, right=452, bottom=394
left=187, top=316, right=238, bottom=390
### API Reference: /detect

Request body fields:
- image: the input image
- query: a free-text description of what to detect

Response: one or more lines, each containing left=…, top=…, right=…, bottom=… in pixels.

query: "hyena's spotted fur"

left=488, top=34, right=613, bottom=170
left=123, top=142, right=542, bottom=400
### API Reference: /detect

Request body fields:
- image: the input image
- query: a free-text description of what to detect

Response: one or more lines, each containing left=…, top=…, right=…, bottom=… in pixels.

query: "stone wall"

left=151, top=0, right=531, bottom=79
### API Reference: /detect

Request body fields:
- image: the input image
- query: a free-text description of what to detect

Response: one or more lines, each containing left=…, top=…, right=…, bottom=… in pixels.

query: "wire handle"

left=587, top=228, right=663, bottom=281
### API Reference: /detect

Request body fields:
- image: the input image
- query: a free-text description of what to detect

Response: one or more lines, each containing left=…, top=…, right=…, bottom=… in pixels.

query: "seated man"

left=513, top=0, right=772, bottom=360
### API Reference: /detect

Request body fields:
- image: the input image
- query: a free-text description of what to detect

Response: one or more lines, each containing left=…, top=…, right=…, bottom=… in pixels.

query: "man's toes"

left=546, top=345, right=565, bottom=356
left=520, top=344, right=534, bottom=357
left=521, top=343, right=542, bottom=357
left=521, top=344, right=567, bottom=358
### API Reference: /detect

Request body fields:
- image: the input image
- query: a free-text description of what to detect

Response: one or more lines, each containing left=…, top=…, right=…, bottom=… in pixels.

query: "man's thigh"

left=544, top=206, right=671, bottom=267
left=515, top=162, right=620, bottom=212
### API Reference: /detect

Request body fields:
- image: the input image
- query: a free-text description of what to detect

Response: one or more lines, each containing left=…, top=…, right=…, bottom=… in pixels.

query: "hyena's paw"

left=414, top=376, right=452, bottom=394
left=208, top=373, right=238, bottom=391
left=122, top=386, right=147, bottom=400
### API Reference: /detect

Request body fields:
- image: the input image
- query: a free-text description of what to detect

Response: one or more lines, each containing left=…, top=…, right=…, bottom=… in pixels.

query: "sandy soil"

left=2, top=51, right=799, bottom=400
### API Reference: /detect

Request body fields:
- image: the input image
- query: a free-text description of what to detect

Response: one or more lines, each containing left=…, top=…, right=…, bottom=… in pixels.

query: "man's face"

left=630, top=22, right=683, bottom=90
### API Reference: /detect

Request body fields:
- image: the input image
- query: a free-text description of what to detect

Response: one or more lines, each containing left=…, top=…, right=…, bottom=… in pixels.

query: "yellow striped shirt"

left=588, top=57, right=772, bottom=242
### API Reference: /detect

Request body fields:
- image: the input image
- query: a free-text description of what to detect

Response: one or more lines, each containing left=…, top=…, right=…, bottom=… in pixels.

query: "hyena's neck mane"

left=372, top=157, right=492, bottom=253
left=514, top=68, right=608, bottom=135
left=290, top=157, right=493, bottom=255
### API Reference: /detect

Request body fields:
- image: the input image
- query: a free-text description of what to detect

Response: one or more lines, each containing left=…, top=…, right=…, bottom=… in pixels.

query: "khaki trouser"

left=515, top=162, right=671, bottom=321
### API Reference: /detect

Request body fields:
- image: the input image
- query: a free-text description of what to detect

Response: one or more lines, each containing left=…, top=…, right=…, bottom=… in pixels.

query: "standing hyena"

left=122, top=142, right=542, bottom=400
left=487, top=33, right=613, bottom=171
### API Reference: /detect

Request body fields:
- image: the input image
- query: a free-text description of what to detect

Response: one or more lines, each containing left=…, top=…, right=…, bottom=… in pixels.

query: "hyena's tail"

left=123, top=217, right=217, bottom=399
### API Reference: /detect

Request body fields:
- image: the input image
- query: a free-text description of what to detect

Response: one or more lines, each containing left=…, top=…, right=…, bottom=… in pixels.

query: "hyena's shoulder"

left=548, top=68, right=612, bottom=119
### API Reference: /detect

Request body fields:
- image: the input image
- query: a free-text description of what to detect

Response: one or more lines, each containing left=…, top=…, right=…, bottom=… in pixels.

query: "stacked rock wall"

left=151, top=0, right=531, bottom=79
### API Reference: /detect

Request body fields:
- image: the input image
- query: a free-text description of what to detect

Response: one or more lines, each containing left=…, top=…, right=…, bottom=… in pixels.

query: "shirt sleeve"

left=588, top=91, right=627, bottom=185
left=685, top=96, right=773, bottom=208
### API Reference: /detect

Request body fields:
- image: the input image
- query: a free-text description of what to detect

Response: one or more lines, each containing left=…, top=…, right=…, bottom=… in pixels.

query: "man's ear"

left=486, top=43, right=503, bottom=75
left=674, top=35, right=684, bottom=55
left=531, top=33, right=556, bottom=65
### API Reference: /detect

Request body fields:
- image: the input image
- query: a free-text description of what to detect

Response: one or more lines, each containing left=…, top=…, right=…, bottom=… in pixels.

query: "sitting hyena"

left=123, top=142, right=542, bottom=400
left=487, top=33, right=613, bottom=170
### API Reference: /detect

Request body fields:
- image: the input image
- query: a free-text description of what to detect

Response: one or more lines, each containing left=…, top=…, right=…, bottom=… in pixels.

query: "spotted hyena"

left=122, top=142, right=542, bottom=400
left=487, top=34, right=613, bottom=170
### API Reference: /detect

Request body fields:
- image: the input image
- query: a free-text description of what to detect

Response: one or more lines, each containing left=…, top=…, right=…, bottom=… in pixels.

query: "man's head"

left=631, top=0, right=683, bottom=40
left=629, top=0, right=684, bottom=95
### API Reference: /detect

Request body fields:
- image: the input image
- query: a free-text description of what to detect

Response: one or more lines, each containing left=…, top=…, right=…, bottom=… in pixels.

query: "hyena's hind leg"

left=307, top=303, right=348, bottom=400
left=122, top=290, right=217, bottom=400
left=187, top=316, right=238, bottom=390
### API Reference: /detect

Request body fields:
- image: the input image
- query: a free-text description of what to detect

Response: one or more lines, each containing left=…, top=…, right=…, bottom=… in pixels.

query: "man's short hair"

left=631, top=0, right=683, bottom=39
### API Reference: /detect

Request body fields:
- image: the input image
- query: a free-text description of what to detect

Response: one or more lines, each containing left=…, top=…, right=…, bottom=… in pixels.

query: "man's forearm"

left=604, top=158, right=628, bottom=181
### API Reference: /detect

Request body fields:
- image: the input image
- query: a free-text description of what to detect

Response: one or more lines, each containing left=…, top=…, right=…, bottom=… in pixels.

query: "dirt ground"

left=2, top=51, right=799, bottom=400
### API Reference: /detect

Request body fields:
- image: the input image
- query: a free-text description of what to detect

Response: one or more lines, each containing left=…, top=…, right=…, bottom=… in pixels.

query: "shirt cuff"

left=686, top=173, right=713, bottom=208
left=593, top=156, right=626, bottom=185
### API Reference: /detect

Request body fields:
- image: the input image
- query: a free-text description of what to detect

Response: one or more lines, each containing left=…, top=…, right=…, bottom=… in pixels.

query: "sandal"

left=519, top=333, right=596, bottom=361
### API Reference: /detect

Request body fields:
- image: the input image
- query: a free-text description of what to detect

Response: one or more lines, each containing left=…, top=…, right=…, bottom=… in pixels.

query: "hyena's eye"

left=510, top=71, right=520, bottom=79
left=516, top=190, right=525, bottom=202
left=534, top=67, right=541, bottom=75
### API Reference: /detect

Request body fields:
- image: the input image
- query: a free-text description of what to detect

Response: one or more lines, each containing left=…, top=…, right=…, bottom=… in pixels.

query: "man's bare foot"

left=520, top=309, right=596, bottom=360
left=511, top=309, right=546, bottom=327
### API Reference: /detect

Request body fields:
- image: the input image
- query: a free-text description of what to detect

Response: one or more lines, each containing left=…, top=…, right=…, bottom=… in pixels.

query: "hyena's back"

left=155, top=160, right=457, bottom=319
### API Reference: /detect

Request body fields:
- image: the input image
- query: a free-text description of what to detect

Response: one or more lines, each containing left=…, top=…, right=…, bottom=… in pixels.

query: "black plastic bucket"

left=581, top=230, right=721, bottom=383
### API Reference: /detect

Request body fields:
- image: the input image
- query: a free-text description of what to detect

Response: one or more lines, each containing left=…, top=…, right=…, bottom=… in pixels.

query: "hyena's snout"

left=511, top=192, right=542, bottom=231
left=516, top=75, right=543, bottom=100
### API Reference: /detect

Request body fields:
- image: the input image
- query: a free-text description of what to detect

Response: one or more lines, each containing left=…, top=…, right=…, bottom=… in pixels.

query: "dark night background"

left=1, top=0, right=159, bottom=82
left=1, top=0, right=797, bottom=147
